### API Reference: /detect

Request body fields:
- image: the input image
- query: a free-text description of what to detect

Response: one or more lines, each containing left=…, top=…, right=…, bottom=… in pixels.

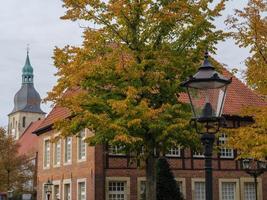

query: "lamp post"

left=44, top=179, right=53, bottom=200
left=181, top=51, right=232, bottom=200
left=242, top=159, right=266, bottom=200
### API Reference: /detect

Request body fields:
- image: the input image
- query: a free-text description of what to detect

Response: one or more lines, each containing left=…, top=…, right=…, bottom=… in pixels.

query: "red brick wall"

left=37, top=129, right=96, bottom=200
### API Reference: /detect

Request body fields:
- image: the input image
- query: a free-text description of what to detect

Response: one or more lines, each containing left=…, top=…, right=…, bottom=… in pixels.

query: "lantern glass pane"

left=258, top=161, right=267, bottom=169
left=243, top=160, right=250, bottom=170
left=187, top=85, right=227, bottom=119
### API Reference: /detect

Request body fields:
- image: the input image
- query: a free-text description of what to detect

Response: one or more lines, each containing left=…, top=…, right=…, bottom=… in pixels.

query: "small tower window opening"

left=22, top=116, right=26, bottom=128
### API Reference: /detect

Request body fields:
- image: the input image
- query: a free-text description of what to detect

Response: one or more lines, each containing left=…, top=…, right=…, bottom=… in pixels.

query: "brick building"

left=32, top=69, right=267, bottom=200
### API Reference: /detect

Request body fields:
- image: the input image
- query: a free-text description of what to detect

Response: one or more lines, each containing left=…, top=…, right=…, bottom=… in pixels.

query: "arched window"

left=22, top=116, right=26, bottom=128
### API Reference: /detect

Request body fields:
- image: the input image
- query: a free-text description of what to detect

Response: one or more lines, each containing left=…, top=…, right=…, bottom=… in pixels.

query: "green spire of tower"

left=22, top=47, right=34, bottom=84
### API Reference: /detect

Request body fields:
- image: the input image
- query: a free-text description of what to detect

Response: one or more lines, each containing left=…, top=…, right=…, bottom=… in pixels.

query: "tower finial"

left=26, top=44, right=30, bottom=55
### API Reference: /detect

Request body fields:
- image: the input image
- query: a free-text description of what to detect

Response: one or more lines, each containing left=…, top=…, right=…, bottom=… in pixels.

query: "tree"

left=48, top=1, right=227, bottom=199
left=226, top=0, right=267, bottom=159
left=0, top=128, right=34, bottom=196
left=226, top=0, right=267, bottom=95
left=157, top=157, right=183, bottom=200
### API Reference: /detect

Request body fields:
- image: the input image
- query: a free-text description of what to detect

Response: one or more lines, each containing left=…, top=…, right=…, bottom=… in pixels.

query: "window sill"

left=77, top=159, right=86, bottom=163
left=53, top=164, right=61, bottom=168
left=63, top=162, right=72, bottom=166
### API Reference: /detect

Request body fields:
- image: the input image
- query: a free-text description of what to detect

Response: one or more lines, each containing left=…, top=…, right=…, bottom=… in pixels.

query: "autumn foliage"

left=0, top=128, right=34, bottom=195
left=47, top=1, right=227, bottom=199
left=226, top=0, right=267, bottom=159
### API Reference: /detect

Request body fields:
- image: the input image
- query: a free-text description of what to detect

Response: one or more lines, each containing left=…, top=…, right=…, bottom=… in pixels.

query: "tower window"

left=22, top=117, right=26, bottom=128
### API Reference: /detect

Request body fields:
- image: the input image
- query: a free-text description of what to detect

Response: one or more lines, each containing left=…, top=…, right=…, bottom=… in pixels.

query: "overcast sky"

left=0, top=0, right=249, bottom=127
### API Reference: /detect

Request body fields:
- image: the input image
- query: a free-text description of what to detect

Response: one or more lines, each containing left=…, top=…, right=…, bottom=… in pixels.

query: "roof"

left=9, top=83, right=46, bottom=115
left=33, top=106, right=71, bottom=135
left=9, top=52, right=45, bottom=115
left=17, top=119, right=44, bottom=156
left=22, top=53, right=33, bottom=76
left=179, top=68, right=267, bottom=115
left=34, top=68, right=267, bottom=135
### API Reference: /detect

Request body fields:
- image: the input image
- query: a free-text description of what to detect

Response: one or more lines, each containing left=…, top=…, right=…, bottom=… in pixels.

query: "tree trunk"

left=146, top=153, right=157, bottom=200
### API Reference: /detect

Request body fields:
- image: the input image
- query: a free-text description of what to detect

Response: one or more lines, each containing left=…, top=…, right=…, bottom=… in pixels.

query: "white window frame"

left=42, top=183, right=46, bottom=200
left=77, top=178, right=87, bottom=200
left=77, top=130, right=87, bottom=162
left=240, top=177, right=263, bottom=200
left=175, top=178, right=186, bottom=198
left=53, top=138, right=61, bottom=167
left=193, top=151, right=205, bottom=158
left=192, top=178, right=205, bottom=200
left=52, top=180, right=61, bottom=200
left=106, top=177, right=130, bottom=200
left=219, top=178, right=240, bottom=200
left=219, top=133, right=234, bottom=159
left=63, top=179, right=72, bottom=200
left=108, top=145, right=126, bottom=156
left=165, top=147, right=181, bottom=157
left=64, top=137, right=72, bottom=165
left=43, top=137, right=51, bottom=169
left=137, top=177, right=146, bottom=200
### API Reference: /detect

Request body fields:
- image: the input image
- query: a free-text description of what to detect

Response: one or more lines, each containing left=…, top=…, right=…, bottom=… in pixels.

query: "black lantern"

left=44, top=179, right=53, bottom=200
left=181, top=52, right=232, bottom=127
left=242, top=159, right=267, bottom=173
left=242, top=159, right=266, bottom=200
left=181, top=51, right=232, bottom=200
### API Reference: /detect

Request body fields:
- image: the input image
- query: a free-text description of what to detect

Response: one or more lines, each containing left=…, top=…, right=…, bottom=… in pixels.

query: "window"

left=219, top=179, right=240, bottom=200
left=22, top=116, right=26, bottom=128
left=219, top=133, right=234, bottom=158
left=194, top=182, right=205, bottom=200
left=64, top=183, right=71, bottom=200
left=77, top=180, right=86, bottom=200
left=139, top=181, right=146, bottom=200
left=109, top=146, right=126, bottom=156
left=54, top=139, right=61, bottom=166
left=53, top=184, right=60, bottom=200
left=64, top=137, right=72, bottom=164
left=44, top=139, right=51, bottom=168
left=108, top=181, right=127, bottom=200
left=244, top=182, right=256, bottom=200
left=165, top=147, right=181, bottom=157
left=77, top=130, right=86, bottom=161
left=221, top=182, right=236, bottom=200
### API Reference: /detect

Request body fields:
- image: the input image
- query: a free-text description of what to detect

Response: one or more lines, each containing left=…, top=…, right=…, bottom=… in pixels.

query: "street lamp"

left=44, top=179, right=53, bottom=200
left=7, top=190, right=13, bottom=200
left=242, top=159, right=266, bottom=200
left=181, top=51, right=232, bottom=200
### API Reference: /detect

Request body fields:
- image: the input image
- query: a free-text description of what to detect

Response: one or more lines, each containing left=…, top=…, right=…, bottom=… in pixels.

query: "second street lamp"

left=44, top=179, right=53, bottom=200
left=242, top=159, right=267, bottom=200
left=181, top=51, right=232, bottom=200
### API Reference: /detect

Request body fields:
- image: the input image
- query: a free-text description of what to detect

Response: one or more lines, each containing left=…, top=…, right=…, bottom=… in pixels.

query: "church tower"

left=8, top=50, right=45, bottom=139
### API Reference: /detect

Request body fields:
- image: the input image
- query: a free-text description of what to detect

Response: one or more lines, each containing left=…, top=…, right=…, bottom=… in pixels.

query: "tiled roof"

left=17, top=119, right=44, bottom=156
left=34, top=68, right=267, bottom=134
left=33, top=106, right=71, bottom=133
left=179, top=68, right=267, bottom=115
